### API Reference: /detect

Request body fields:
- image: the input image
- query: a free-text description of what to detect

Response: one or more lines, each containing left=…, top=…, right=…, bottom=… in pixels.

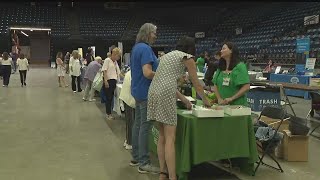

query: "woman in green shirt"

left=196, top=53, right=205, bottom=72
left=212, top=42, right=250, bottom=106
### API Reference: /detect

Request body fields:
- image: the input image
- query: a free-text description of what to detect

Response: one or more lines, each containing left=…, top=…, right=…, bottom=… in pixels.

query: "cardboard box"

left=192, top=105, right=224, bottom=118
left=310, top=78, right=320, bottom=87
left=224, top=105, right=251, bottom=116
left=259, top=116, right=289, bottom=132
left=283, top=130, right=309, bottom=162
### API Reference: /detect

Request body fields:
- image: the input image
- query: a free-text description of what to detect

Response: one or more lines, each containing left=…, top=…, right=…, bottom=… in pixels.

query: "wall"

left=29, top=31, right=50, bottom=65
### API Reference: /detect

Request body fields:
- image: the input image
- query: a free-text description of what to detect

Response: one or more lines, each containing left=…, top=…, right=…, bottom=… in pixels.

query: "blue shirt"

left=130, top=42, right=158, bottom=101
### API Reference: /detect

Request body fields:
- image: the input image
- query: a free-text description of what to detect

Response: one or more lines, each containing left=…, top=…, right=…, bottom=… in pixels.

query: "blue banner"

left=296, top=38, right=310, bottom=53
left=295, top=64, right=306, bottom=73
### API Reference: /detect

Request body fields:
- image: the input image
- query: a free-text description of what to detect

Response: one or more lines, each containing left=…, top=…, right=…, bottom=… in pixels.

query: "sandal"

left=159, top=172, right=169, bottom=179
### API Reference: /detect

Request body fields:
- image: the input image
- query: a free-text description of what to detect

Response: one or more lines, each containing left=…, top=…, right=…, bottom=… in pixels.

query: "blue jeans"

left=131, top=100, right=152, bottom=166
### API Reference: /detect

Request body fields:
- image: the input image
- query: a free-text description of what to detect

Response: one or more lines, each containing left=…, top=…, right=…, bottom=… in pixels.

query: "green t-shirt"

left=212, top=62, right=249, bottom=106
left=196, top=57, right=205, bottom=72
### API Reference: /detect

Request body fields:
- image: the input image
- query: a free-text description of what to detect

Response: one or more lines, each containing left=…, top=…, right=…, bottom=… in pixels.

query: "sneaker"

left=73, top=91, right=77, bottom=93
left=82, top=97, right=88, bottom=101
left=138, top=164, right=160, bottom=174
left=89, top=99, right=96, bottom=102
left=106, top=114, right=115, bottom=120
left=24, top=83, right=27, bottom=86
left=125, top=144, right=132, bottom=150
left=129, top=160, right=139, bottom=167
left=2, top=85, right=5, bottom=87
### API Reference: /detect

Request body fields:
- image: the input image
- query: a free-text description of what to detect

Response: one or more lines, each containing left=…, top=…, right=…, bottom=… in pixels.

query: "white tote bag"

left=92, top=69, right=103, bottom=92
left=119, top=70, right=136, bottom=108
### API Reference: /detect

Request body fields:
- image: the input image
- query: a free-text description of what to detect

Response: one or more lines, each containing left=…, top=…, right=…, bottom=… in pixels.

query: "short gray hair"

left=136, top=23, right=157, bottom=44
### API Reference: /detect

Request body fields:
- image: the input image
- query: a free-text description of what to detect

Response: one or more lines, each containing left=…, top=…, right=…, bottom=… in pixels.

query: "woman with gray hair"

left=130, top=23, right=159, bottom=174
left=83, top=56, right=102, bottom=101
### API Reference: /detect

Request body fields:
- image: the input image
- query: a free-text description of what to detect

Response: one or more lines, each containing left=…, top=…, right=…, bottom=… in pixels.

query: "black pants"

left=19, top=70, right=27, bottom=85
left=2, top=65, right=11, bottom=86
left=65, top=63, right=69, bottom=74
left=71, top=75, right=82, bottom=92
left=104, top=79, right=117, bottom=115
left=124, top=103, right=135, bottom=145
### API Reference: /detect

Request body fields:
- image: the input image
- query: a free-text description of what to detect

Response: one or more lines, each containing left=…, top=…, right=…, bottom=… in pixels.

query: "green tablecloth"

left=149, top=109, right=258, bottom=180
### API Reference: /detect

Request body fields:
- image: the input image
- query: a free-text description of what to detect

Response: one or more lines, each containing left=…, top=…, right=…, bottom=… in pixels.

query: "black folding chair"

left=253, top=106, right=286, bottom=176
left=307, top=92, right=320, bottom=138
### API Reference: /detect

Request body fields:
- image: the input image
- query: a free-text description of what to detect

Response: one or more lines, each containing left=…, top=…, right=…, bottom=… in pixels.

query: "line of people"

left=52, top=22, right=250, bottom=180
left=55, top=47, right=124, bottom=122
left=0, top=52, right=29, bottom=87
left=118, top=23, right=251, bottom=180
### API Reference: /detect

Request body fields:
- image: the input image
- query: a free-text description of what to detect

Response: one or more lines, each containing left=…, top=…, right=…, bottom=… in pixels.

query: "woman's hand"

left=218, top=98, right=224, bottom=105
left=202, top=97, right=211, bottom=107
left=223, top=97, right=234, bottom=104
left=182, top=99, right=193, bottom=110
left=219, top=97, right=234, bottom=105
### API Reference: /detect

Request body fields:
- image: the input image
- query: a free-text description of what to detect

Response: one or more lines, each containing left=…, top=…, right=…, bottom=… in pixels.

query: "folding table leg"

left=280, top=86, right=296, bottom=116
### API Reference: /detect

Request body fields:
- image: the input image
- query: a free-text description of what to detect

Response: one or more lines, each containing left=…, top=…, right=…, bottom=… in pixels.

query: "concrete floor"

left=0, top=67, right=319, bottom=180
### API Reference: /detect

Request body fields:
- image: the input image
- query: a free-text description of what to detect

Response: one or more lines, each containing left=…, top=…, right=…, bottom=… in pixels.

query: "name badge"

left=223, top=77, right=230, bottom=86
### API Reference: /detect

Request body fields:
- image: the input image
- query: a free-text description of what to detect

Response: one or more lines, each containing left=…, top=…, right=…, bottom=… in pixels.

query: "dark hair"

left=19, top=53, right=25, bottom=59
left=199, top=52, right=205, bottom=58
left=2, top=52, right=9, bottom=60
left=218, top=42, right=240, bottom=70
left=87, top=48, right=93, bottom=54
left=269, top=59, right=275, bottom=66
left=176, top=36, right=196, bottom=55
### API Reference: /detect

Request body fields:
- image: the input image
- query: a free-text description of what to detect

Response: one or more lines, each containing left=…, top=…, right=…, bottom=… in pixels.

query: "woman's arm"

left=223, top=84, right=250, bottom=104
left=183, top=58, right=211, bottom=107
left=213, top=85, right=224, bottom=104
left=176, top=90, right=192, bottom=109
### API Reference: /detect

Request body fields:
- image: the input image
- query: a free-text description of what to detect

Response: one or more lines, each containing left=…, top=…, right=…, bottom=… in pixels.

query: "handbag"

left=92, top=69, right=103, bottom=92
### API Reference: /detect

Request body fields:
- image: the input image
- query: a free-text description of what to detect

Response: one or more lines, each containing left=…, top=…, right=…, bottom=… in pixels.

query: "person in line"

left=196, top=52, right=205, bottom=72
left=148, top=36, right=211, bottom=180
left=64, top=52, right=70, bottom=74
left=85, top=48, right=94, bottom=66
left=0, top=52, right=13, bottom=87
left=102, top=48, right=122, bottom=120
left=212, top=42, right=250, bottom=106
left=56, top=52, right=68, bottom=88
left=83, top=56, right=102, bottom=102
left=16, top=53, right=29, bottom=87
left=69, top=50, right=82, bottom=93
left=130, top=23, right=159, bottom=174
left=119, top=69, right=135, bottom=150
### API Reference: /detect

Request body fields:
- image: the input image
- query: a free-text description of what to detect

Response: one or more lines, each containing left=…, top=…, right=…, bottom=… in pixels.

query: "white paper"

left=275, top=66, right=281, bottom=74
left=181, top=110, right=193, bottom=114
left=305, top=58, right=316, bottom=70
